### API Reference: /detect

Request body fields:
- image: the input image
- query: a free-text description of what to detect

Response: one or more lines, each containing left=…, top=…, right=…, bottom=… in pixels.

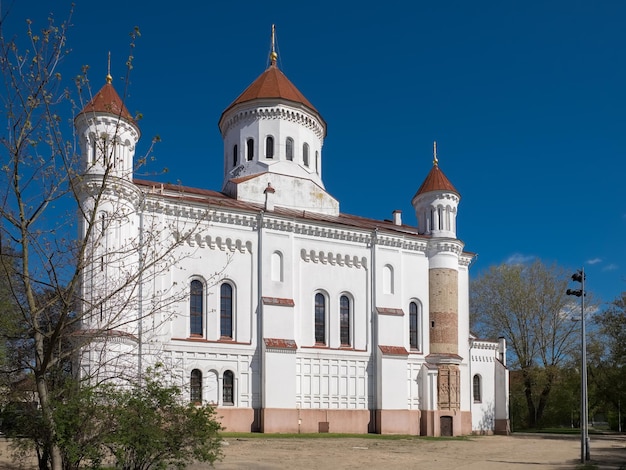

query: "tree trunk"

left=523, top=373, right=537, bottom=428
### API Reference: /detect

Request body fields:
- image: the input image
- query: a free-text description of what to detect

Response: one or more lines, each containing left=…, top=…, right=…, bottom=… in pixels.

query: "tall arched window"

left=340, top=295, right=350, bottom=346
left=220, top=283, right=233, bottom=338
left=265, top=136, right=274, bottom=158
left=286, top=137, right=294, bottom=161
left=190, top=280, right=203, bottom=336
left=233, top=144, right=238, bottom=167
left=190, top=369, right=202, bottom=403
left=303, top=143, right=310, bottom=167
left=473, top=374, right=482, bottom=403
left=315, top=293, right=326, bottom=344
left=315, top=150, right=319, bottom=173
left=246, top=138, right=254, bottom=161
left=223, top=370, right=234, bottom=405
left=409, top=301, right=419, bottom=350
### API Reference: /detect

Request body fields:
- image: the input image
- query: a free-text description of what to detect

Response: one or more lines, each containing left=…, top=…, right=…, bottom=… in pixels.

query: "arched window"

left=409, top=301, right=419, bottom=350
left=315, top=293, right=326, bottom=344
left=303, top=143, right=310, bottom=167
left=190, top=369, right=202, bottom=404
left=315, top=150, right=319, bottom=173
left=233, top=144, right=238, bottom=167
left=340, top=295, right=350, bottom=346
left=265, top=136, right=274, bottom=158
left=286, top=137, right=294, bottom=161
left=246, top=138, right=254, bottom=161
left=220, top=283, right=233, bottom=338
left=473, top=375, right=482, bottom=403
left=223, top=370, right=234, bottom=405
left=190, top=280, right=203, bottom=336
left=90, top=137, right=97, bottom=164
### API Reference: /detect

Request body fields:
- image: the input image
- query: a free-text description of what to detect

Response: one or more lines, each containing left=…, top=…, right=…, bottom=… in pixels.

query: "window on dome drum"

left=286, top=137, right=294, bottom=161
left=233, top=144, right=238, bottom=167
left=220, top=283, right=233, bottom=338
left=340, top=295, right=350, bottom=346
left=190, top=280, right=203, bottom=336
left=303, top=143, right=309, bottom=167
left=266, top=136, right=274, bottom=158
left=246, top=138, right=254, bottom=161
left=314, top=293, right=326, bottom=344
left=223, top=370, right=234, bottom=405
left=473, top=374, right=482, bottom=403
left=190, top=369, right=202, bottom=404
left=409, top=301, right=419, bottom=350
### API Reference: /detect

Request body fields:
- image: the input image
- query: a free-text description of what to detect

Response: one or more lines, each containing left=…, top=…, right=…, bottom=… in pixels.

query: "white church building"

left=75, top=36, right=509, bottom=436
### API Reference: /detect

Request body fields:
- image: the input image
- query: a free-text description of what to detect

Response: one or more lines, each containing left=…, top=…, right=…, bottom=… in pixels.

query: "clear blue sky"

left=6, top=1, right=626, bottom=305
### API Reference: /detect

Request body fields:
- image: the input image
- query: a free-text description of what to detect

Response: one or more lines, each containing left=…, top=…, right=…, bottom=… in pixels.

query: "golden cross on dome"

left=433, top=141, right=438, bottom=166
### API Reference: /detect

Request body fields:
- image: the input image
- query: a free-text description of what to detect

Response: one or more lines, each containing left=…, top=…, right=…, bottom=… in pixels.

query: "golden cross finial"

left=270, top=24, right=278, bottom=66
left=433, top=141, right=438, bottom=166
left=106, top=51, right=112, bottom=84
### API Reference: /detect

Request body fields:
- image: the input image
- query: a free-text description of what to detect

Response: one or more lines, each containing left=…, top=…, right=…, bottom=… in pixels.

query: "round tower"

left=413, top=143, right=464, bottom=417
left=74, top=74, right=143, bottom=383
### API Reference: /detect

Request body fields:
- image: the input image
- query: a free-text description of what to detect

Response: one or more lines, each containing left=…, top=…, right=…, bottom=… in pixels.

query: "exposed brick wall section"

left=429, top=268, right=458, bottom=355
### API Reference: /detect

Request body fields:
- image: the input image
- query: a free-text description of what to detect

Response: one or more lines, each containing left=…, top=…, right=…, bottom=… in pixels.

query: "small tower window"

left=286, top=137, right=294, bottom=161
left=246, top=138, right=254, bottom=161
left=315, top=150, right=319, bottom=173
left=303, top=143, right=309, bottom=167
left=265, top=136, right=274, bottom=159
left=233, top=144, right=238, bottom=167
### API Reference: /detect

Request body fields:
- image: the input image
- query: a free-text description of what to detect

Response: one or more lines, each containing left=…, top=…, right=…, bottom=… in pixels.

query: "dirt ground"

left=2, top=434, right=625, bottom=469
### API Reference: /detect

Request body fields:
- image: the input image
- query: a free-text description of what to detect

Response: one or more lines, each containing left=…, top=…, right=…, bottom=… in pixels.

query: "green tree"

left=470, top=260, right=580, bottom=428
left=0, top=6, right=205, bottom=468
left=102, top=367, right=223, bottom=470
left=591, top=292, right=626, bottom=430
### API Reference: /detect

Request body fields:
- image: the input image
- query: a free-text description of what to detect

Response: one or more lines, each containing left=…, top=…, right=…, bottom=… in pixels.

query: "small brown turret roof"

left=414, top=163, right=459, bottom=198
left=77, top=79, right=135, bottom=122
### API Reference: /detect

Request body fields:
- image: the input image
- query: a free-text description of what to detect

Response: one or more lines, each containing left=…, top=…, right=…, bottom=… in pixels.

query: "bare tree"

left=470, top=260, right=580, bottom=428
left=0, top=7, right=220, bottom=468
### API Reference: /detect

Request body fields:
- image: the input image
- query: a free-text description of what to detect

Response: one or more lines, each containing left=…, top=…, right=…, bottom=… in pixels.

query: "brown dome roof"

left=221, top=63, right=320, bottom=118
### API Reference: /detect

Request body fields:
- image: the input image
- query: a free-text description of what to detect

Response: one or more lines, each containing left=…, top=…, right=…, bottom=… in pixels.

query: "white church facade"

left=76, top=37, right=509, bottom=436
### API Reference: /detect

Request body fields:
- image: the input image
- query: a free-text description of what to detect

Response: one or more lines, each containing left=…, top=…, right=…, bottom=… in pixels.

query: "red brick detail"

left=376, top=307, right=404, bottom=316
left=379, top=345, right=409, bottom=356
left=264, top=338, right=297, bottom=349
left=262, top=297, right=295, bottom=307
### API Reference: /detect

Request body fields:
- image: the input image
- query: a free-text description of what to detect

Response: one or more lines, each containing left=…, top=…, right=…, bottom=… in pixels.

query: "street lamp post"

left=567, top=268, right=590, bottom=463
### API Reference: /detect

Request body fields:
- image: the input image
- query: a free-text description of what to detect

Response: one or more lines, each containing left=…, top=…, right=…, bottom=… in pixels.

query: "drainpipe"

left=370, top=228, right=378, bottom=432
left=257, top=211, right=264, bottom=421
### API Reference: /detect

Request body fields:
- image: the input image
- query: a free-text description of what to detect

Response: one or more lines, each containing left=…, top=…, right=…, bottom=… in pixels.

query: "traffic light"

left=567, top=269, right=585, bottom=297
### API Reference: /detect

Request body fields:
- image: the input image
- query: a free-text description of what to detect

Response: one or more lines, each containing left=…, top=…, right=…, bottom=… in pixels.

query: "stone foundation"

left=261, top=408, right=371, bottom=434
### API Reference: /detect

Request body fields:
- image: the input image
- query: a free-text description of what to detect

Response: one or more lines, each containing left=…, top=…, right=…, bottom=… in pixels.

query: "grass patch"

left=220, top=432, right=468, bottom=441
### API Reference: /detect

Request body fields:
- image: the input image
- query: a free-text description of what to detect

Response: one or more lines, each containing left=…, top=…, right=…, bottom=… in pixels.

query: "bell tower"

left=413, top=142, right=466, bottom=434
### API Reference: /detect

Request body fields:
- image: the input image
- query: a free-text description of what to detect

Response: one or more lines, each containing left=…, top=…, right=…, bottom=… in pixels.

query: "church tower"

left=218, top=26, right=339, bottom=215
left=75, top=71, right=143, bottom=382
left=412, top=143, right=466, bottom=434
